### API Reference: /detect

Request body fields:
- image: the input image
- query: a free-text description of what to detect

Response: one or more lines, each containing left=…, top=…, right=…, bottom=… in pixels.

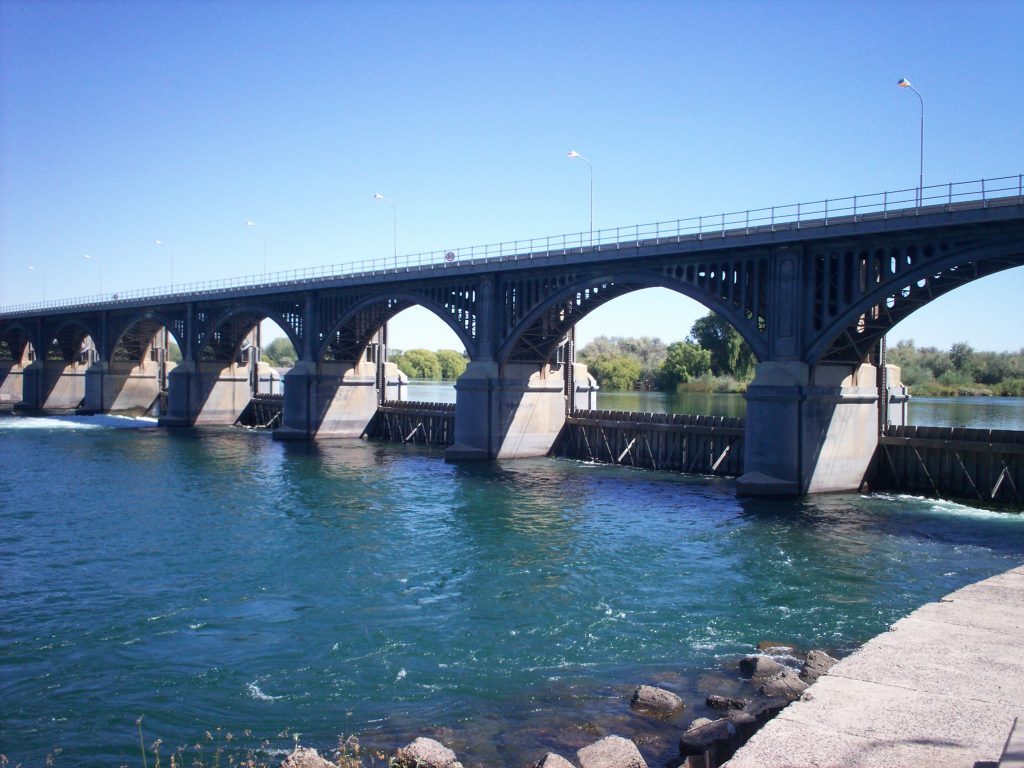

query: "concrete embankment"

left=725, top=564, right=1024, bottom=768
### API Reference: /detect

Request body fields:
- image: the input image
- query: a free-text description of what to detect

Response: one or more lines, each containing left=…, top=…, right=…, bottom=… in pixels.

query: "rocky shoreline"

left=276, top=642, right=839, bottom=768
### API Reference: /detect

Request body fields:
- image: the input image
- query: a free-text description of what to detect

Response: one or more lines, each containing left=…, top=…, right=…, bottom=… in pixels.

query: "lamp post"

left=155, top=240, right=173, bottom=290
left=29, top=265, right=46, bottom=302
left=567, top=150, right=593, bottom=245
left=83, top=253, right=102, bottom=295
left=898, top=78, right=924, bottom=206
left=373, top=193, right=397, bottom=264
left=245, top=219, right=267, bottom=274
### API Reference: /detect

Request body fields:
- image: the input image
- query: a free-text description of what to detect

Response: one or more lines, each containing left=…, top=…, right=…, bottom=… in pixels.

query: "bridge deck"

left=724, top=565, right=1024, bottom=768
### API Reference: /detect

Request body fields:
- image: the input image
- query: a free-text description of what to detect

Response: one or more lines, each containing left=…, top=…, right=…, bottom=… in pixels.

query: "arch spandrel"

left=805, top=236, right=1024, bottom=365
left=497, top=265, right=770, bottom=366
left=196, top=302, right=304, bottom=363
left=315, top=290, right=477, bottom=363
left=104, top=309, right=189, bottom=363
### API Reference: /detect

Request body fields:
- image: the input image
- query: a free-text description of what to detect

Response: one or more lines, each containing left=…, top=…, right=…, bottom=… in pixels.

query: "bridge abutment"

left=445, top=361, right=595, bottom=461
left=738, top=361, right=907, bottom=496
left=0, top=361, right=25, bottom=409
left=273, top=360, right=406, bottom=440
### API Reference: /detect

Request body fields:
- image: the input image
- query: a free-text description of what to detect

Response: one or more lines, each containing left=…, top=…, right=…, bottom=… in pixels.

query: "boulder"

left=678, top=717, right=736, bottom=756
left=759, top=668, right=809, bottom=700
left=534, top=753, right=575, bottom=768
left=738, top=655, right=784, bottom=679
left=281, top=746, right=338, bottom=768
left=577, top=735, right=647, bottom=768
left=706, top=694, right=746, bottom=710
left=630, top=684, right=684, bottom=716
left=800, top=649, right=838, bottom=683
left=394, top=737, right=463, bottom=768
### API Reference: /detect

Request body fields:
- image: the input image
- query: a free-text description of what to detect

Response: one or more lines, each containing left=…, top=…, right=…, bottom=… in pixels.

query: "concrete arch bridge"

left=2, top=176, right=1022, bottom=497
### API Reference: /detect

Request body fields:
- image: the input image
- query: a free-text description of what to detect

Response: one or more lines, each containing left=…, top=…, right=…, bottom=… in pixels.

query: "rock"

left=394, top=737, right=463, bottom=768
left=678, top=717, right=736, bottom=756
left=281, top=746, right=338, bottom=768
left=800, top=649, right=838, bottom=683
left=706, top=694, right=746, bottom=710
left=738, top=655, right=784, bottom=679
left=534, top=753, right=575, bottom=768
left=630, top=684, right=684, bottom=716
left=756, top=641, right=797, bottom=655
left=576, top=735, right=647, bottom=768
left=759, top=668, right=809, bottom=700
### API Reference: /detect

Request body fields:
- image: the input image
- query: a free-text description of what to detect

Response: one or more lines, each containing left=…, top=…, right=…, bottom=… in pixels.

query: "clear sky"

left=1, top=0, right=1022, bottom=352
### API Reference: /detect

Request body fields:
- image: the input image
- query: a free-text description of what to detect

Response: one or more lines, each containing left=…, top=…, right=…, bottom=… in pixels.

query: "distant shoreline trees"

left=888, top=340, right=1024, bottom=396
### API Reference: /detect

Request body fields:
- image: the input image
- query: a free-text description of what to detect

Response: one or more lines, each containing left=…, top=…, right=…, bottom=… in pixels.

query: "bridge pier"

left=738, top=361, right=907, bottom=496
left=158, top=360, right=252, bottom=426
left=273, top=360, right=407, bottom=440
left=444, top=361, right=596, bottom=461
left=0, top=361, right=26, bottom=409
left=19, top=359, right=91, bottom=412
left=82, top=360, right=168, bottom=415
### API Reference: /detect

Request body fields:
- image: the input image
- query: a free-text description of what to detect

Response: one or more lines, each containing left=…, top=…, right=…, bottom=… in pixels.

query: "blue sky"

left=1, top=0, right=1022, bottom=352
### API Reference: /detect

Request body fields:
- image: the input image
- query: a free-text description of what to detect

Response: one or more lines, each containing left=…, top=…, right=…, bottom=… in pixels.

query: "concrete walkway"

left=725, top=564, right=1024, bottom=768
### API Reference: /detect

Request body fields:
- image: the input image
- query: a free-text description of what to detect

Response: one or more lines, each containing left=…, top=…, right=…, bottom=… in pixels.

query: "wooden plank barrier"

left=550, top=410, right=746, bottom=477
left=874, top=424, right=1024, bottom=507
left=369, top=400, right=457, bottom=447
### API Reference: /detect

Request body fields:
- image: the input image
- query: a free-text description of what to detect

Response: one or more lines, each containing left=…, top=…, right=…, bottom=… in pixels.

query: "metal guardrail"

left=2, top=173, right=1021, bottom=317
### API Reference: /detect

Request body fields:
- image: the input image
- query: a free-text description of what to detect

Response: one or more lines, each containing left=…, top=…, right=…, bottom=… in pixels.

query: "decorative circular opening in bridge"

left=572, top=287, right=752, bottom=418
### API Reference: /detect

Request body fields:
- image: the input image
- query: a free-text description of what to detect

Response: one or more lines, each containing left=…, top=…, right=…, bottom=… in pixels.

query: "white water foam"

left=246, top=681, right=283, bottom=701
left=0, top=414, right=158, bottom=430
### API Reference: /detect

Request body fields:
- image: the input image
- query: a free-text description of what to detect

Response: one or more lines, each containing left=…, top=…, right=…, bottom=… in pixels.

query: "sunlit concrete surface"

left=725, top=565, right=1024, bottom=768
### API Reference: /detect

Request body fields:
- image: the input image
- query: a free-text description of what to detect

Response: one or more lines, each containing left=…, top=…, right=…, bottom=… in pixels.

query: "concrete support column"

left=573, top=363, right=599, bottom=411
left=0, top=361, right=25, bottom=409
left=445, top=361, right=572, bottom=461
left=82, top=360, right=165, bottom=415
left=739, top=361, right=894, bottom=496
left=273, top=360, right=407, bottom=440
left=158, top=360, right=251, bottom=426
left=19, top=360, right=89, bottom=411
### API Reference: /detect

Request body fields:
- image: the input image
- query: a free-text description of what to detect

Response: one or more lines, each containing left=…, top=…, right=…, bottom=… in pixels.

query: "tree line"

left=887, top=340, right=1024, bottom=396
left=260, top=338, right=468, bottom=380
left=577, top=313, right=756, bottom=392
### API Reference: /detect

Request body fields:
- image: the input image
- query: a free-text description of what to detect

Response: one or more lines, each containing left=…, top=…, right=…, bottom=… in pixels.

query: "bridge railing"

left=3, top=173, right=1021, bottom=317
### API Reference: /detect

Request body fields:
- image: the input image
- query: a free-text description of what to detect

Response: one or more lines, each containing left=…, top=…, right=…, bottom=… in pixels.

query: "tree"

left=263, top=337, right=297, bottom=368
left=578, top=335, right=668, bottom=389
left=168, top=341, right=182, bottom=363
left=688, top=313, right=755, bottom=379
left=435, top=349, right=468, bottom=379
left=659, top=340, right=712, bottom=386
left=395, top=348, right=441, bottom=379
left=586, top=353, right=643, bottom=390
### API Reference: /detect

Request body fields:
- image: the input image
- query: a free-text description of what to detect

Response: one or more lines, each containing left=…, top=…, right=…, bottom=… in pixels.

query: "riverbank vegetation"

left=888, top=340, right=1024, bottom=397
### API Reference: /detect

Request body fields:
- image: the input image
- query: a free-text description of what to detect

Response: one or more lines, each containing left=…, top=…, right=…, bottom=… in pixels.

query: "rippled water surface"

left=2, top=414, right=1024, bottom=766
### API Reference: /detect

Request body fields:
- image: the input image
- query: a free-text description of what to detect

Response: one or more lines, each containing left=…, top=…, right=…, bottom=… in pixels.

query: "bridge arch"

left=107, top=311, right=185, bottom=364
left=498, top=270, right=769, bottom=366
left=44, top=318, right=98, bottom=364
left=0, top=322, right=37, bottom=364
left=316, top=291, right=476, bottom=363
left=197, top=304, right=302, bottom=363
left=807, top=238, right=1024, bottom=365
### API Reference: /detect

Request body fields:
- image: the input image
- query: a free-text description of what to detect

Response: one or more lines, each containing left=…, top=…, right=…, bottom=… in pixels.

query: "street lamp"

left=83, top=253, right=102, bottom=295
left=898, top=78, right=924, bottom=206
left=155, top=240, right=173, bottom=290
left=567, top=150, right=593, bottom=245
left=373, top=193, right=397, bottom=263
left=245, top=219, right=267, bottom=274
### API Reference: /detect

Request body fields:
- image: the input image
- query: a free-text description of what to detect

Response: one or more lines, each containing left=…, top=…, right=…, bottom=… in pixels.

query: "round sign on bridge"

left=444, top=251, right=456, bottom=263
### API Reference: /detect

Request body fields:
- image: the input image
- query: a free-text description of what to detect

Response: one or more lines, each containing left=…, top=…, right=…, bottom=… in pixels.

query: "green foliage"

left=167, top=341, right=182, bottom=363
left=578, top=335, right=667, bottom=389
left=888, top=340, right=1024, bottom=396
left=394, top=348, right=442, bottom=379
left=585, top=353, right=643, bottom=390
left=659, top=340, right=712, bottom=386
left=435, top=349, right=468, bottom=380
left=262, top=337, right=297, bottom=368
left=688, top=313, right=755, bottom=379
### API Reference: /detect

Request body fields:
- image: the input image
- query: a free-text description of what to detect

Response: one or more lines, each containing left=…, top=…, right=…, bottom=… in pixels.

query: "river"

left=1, top=395, right=1023, bottom=767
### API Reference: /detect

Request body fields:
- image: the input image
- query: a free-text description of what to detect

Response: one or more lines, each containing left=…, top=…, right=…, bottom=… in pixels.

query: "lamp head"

left=567, top=150, right=580, bottom=159
left=898, top=78, right=911, bottom=88
left=374, top=193, right=384, bottom=200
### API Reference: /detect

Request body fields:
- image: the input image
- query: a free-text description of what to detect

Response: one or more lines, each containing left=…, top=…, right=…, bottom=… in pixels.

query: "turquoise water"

left=2, top=413, right=1024, bottom=767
